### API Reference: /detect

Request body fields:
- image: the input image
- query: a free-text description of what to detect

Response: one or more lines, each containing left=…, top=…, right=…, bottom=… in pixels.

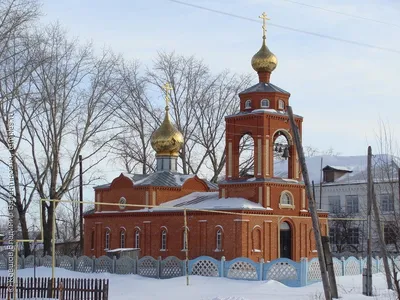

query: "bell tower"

left=219, top=13, right=307, bottom=213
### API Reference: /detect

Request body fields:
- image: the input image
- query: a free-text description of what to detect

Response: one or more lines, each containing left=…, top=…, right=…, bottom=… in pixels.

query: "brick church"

left=84, top=14, right=328, bottom=262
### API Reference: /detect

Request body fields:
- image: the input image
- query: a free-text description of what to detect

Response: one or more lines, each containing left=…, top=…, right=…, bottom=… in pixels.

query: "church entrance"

left=280, top=222, right=292, bottom=259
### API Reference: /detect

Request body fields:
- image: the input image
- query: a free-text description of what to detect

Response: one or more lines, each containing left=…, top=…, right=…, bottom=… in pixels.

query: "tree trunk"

left=42, top=202, right=54, bottom=256
left=18, top=212, right=31, bottom=257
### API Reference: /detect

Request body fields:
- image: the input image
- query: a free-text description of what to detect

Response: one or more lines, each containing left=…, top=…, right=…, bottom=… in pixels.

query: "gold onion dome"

left=151, top=106, right=184, bottom=157
left=251, top=38, right=278, bottom=73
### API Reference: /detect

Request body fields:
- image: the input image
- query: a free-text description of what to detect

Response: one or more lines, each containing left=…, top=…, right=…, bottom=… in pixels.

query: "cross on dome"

left=163, top=82, right=173, bottom=108
left=259, top=12, right=270, bottom=39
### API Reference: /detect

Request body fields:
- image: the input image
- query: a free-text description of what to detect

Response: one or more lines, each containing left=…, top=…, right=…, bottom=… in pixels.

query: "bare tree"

left=193, top=71, right=252, bottom=182
left=0, top=23, right=122, bottom=255
left=0, top=0, right=40, bottom=256
left=111, top=60, right=159, bottom=174
left=147, top=51, right=217, bottom=175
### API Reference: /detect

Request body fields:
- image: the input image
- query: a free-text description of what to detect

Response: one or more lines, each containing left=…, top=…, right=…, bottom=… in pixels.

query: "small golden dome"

left=251, top=38, right=278, bottom=73
left=151, top=107, right=184, bottom=157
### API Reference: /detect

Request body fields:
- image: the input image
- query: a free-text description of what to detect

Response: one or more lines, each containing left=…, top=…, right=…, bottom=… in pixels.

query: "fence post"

left=59, top=281, right=64, bottom=300
left=341, top=257, right=345, bottom=276
left=157, top=256, right=161, bottom=279
left=300, top=257, right=308, bottom=286
left=259, top=258, right=264, bottom=281
left=92, top=256, right=96, bottom=273
left=73, top=256, right=77, bottom=271
left=112, top=256, right=116, bottom=274
left=359, top=256, right=363, bottom=274
left=220, top=256, right=225, bottom=278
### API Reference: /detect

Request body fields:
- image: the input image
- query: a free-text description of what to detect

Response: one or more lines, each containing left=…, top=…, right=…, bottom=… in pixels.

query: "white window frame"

left=216, top=229, right=222, bottom=251
left=279, top=191, right=295, bottom=209
left=105, top=230, right=110, bottom=250
left=245, top=99, right=252, bottom=109
left=135, top=230, right=140, bottom=249
left=345, top=195, right=359, bottom=214
left=120, top=230, right=126, bottom=248
left=278, top=99, right=285, bottom=110
left=328, top=196, right=341, bottom=214
left=161, top=230, right=167, bottom=251
left=380, top=194, right=394, bottom=212
left=91, top=230, right=95, bottom=250
left=348, top=228, right=359, bottom=245
left=260, top=99, right=270, bottom=108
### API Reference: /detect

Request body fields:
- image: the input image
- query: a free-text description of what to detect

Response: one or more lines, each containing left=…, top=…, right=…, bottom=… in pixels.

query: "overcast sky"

left=39, top=0, right=400, bottom=158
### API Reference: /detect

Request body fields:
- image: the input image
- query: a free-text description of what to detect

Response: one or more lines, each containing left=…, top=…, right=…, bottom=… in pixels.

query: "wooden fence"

left=0, top=277, right=109, bottom=299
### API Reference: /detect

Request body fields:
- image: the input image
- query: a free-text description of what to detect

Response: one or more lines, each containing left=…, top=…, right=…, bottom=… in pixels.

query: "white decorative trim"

left=266, top=186, right=271, bottom=208
left=279, top=190, right=295, bottom=209
left=252, top=225, right=262, bottom=230
left=221, top=188, right=226, bottom=199
left=228, top=142, right=232, bottom=178
left=145, top=191, right=149, bottom=207
left=263, top=220, right=272, bottom=223
left=302, top=189, right=306, bottom=209
left=234, top=219, right=250, bottom=222
left=198, top=220, right=208, bottom=223
left=257, top=138, right=262, bottom=175
left=143, top=221, right=151, bottom=223
left=152, top=190, right=156, bottom=205
left=265, top=139, right=269, bottom=176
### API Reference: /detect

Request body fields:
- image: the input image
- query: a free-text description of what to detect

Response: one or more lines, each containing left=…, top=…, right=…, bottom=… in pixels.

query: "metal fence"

left=2, top=254, right=394, bottom=287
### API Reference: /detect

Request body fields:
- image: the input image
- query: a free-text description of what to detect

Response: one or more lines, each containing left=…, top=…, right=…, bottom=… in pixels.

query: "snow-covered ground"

left=1, top=267, right=396, bottom=299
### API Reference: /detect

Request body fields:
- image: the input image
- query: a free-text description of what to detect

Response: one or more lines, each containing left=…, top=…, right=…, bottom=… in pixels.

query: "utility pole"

left=364, top=146, right=373, bottom=296
left=287, top=106, right=332, bottom=300
left=320, top=157, right=323, bottom=209
left=79, top=155, right=84, bottom=254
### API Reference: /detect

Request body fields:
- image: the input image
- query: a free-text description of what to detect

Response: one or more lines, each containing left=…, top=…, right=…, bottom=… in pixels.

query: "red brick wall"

left=84, top=210, right=327, bottom=262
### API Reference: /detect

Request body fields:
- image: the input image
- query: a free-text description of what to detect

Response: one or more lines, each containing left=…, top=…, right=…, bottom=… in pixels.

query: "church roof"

left=94, top=171, right=218, bottom=190
left=239, top=82, right=290, bottom=95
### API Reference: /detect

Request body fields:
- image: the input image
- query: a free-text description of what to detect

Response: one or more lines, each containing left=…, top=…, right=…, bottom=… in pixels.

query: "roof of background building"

left=275, top=154, right=399, bottom=185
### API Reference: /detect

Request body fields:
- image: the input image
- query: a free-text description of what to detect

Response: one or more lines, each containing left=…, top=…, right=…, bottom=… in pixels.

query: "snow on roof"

left=106, top=248, right=138, bottom=252
left=323, top=165, right=353, bottom=172
left=274, top=154, right=399, bottom=184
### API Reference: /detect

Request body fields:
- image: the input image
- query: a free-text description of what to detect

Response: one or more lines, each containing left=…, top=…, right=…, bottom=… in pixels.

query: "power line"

left=167, top=0, right=400, bottom=55
left=279, top=0, right=400, bottom=29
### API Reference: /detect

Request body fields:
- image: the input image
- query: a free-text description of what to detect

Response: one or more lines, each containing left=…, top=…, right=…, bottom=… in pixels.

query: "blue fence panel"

left=344, top=256, right=362, bottom=276
left=224, top=257, right=259, bottom=281
left=188, top=256, right=220, bottom=277
left=263, top=258, right=302, bottom=287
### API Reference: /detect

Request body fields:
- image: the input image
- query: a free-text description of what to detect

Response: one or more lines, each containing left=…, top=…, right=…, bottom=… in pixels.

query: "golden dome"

left=251, top=38, right=278, bottom=73
left=151, top=107, right=184, bottom=157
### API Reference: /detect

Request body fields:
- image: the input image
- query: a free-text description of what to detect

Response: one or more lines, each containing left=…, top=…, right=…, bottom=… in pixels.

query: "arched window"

left=161, top=229, right=167, bottom=251
left=134, top=230, right=140, bottom=249
left=260, top=99, right=270, bottom=108
left=279, top=191, right=295, bottom=209
left=91, top=230, right=95, bottom=250
left=245, top=99, right=252, bottom=109
left=216, top=229, right=222, bottom=251
left=120, top=229, right=126, bottom=248
left=252, top=228, right=262, bottom=252
left=278, top=99, right=285, bottom=110
left=239, top=134, right=254, bottom=177
left=105, top=229, right=110, bottom=250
